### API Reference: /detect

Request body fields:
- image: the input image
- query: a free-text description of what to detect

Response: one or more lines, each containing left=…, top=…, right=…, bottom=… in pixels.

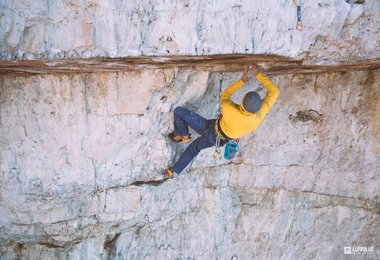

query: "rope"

left=214, top=72, right=224, bottom=159
left=217, top=72, right=224, bottom=115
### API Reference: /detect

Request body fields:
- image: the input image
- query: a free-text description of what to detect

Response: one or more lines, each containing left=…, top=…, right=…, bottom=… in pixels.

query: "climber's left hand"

left=241, top=70, right=249, bottom=82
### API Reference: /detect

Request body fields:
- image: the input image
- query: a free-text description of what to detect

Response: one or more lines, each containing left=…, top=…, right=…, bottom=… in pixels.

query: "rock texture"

left=1, top=69, right=379, bottom=259
left=1, top=54, right=380, bottom=77
left=0, top=0, right=379, bottom=63
left=1, top=0, right=380, bottom=259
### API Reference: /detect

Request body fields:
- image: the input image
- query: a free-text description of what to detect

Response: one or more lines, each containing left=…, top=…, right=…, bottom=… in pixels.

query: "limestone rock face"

left=1, top=69, right=379, bottom=258
left=0, top=0, right=379, bottom=63
left=1, top=0, right=380, bottom=259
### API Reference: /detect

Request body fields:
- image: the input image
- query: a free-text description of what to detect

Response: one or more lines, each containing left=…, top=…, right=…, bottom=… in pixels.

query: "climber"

left=163, top=65, right=280, bottom=179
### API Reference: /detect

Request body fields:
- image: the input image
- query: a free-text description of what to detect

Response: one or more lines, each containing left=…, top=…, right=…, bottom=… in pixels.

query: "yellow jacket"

left=219, top=73, right=280, bottom=139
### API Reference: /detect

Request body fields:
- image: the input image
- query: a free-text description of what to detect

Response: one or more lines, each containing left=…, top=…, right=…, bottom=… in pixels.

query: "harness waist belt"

left=216, top=118, right=232, bottom=141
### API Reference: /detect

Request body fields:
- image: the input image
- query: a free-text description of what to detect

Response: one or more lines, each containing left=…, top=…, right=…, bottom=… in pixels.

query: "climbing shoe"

left=168, top=132, right=191, bottom=143
left=163, top=168, right=174, bottom=179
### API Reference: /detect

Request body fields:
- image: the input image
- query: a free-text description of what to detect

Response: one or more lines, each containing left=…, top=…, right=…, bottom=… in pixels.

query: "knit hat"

left=242, top=91, right=262, bottom=113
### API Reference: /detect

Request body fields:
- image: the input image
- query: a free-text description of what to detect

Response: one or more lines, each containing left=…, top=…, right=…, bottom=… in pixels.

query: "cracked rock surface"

left=0, top=68, right=379, bottom=258
left=0, top=0, right=379, bottom=63
left=1, top=0, right=380, bottom=258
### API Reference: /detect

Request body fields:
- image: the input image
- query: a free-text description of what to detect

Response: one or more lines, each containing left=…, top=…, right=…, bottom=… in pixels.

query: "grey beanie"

left=242, top=91, right=262, bottom=113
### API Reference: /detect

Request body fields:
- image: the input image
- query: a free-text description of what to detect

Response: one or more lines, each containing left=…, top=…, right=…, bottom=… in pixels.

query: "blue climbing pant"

left=172, top=107, right=227, bottom=173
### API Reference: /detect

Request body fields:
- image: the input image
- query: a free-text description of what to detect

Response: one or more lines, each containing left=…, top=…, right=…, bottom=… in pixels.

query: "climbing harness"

left=294, top=0, right=304, bottom=31
left=214, top=115, right=240, bottom=160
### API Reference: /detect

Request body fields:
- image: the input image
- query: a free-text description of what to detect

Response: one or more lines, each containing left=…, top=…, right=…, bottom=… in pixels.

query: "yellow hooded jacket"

left=219, top=73, right=280, bottom=139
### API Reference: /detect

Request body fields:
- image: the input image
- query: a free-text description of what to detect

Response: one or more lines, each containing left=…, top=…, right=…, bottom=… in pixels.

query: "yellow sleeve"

left=220, top=79, right=244, bottom=106
left=256, top=73, right=280, bottom=119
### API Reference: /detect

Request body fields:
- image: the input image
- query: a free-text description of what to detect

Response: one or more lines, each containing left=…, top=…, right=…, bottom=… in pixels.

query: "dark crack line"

left=91, top=178, right=170, bottom=195
left=267, top=186, right=380, bottom=208
left=1, top=55, right=379, bottom=77
left=129, top=179, right=169, bottom=187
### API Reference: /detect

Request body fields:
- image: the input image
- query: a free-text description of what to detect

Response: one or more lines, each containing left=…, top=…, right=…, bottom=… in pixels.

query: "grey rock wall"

left=1, top=69, right=379, bottom=259
left=1, top=0, right=379, bottom=63
left=1, top=0, right=379, bottom=259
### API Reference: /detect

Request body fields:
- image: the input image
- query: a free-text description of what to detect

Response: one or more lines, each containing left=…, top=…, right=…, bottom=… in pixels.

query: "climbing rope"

left=213, top=72, right=243, bottom=162
left=217, top=72, right=224, bottom=115
left=294, top=0, right=304, bottom=31
left=214, top=72, right=224, bottom=159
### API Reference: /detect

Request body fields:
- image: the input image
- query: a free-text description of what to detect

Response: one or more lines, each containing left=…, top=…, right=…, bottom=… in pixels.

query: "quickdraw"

left=213, top=131, right=222, bottom=159
left=294, top=0, right=304, bottom=31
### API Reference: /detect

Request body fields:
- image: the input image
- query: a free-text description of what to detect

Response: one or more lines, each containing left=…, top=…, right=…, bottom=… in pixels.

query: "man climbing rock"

left=164, top=65, right=280, bottom=178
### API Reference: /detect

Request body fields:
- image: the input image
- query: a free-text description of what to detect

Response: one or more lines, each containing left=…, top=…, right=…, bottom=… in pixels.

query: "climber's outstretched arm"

left=248, top=65, right=280, bottom=119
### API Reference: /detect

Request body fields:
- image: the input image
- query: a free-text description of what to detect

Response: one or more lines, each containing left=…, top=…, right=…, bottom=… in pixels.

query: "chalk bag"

left=224, top=141, right=239, bottom=160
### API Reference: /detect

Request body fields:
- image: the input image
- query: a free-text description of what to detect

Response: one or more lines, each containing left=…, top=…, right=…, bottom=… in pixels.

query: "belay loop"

left=213, top=131, right=222, bottom=159
left=214, top=73, right=224, bottom=159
